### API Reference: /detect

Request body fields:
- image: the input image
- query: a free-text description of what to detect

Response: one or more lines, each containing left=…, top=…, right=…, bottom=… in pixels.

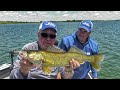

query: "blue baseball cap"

left=79, top=20, right=93, bottom=32
left=39, top=21, right=57, bottom=32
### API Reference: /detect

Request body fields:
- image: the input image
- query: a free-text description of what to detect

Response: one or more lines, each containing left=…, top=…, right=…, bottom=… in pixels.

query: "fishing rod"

left=9, top=51, right=19, bottom=70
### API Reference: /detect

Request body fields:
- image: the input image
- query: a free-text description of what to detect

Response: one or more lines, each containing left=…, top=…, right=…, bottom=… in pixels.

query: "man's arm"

left=9, top=59, right=28, bottom=79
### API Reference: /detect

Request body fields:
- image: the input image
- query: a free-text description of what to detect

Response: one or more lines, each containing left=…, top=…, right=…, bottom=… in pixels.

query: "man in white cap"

left=59, top=20, right=98, bottom=79
left=10, top=21, right=80, bottom=79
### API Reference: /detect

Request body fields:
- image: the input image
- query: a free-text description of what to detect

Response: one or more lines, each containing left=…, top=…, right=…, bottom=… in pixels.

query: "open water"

left=0, top=20, right=120, bottom=79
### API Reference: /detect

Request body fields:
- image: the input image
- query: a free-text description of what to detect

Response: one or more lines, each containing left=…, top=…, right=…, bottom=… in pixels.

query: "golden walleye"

left=20, top=45, right=104, bottom=73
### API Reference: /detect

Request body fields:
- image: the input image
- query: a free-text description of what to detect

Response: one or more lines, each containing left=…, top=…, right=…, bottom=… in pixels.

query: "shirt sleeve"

left=88, top=62, right=98, bottom=78
left=71, top=66, right=82, bottom=79
left=10, top=42, right=39, bottom=79
left=58, top=38, right=67, bottom=52
left=9, top=60, right=28, bottom=79
left=91, top=66, right=98, bottom=78
left=60, top=67, right=74, bottom=79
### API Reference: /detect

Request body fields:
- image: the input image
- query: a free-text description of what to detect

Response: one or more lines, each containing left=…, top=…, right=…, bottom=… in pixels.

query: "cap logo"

left=82, top=22, right=90, bottom=27
left=45, top=22, right=56, bottom=27
left=39, top=21, right=57, bottom=31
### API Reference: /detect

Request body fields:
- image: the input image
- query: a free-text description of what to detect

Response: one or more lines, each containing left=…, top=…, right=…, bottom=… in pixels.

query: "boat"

left=0, top=63, right=11, bottom=79
left=0, top=50, right=15, bottom=79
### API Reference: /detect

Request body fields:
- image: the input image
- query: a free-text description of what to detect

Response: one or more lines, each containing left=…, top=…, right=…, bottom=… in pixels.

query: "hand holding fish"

left=65, top=59, right=80, bottom=71
left=63, top=59, right=80, bottom=79
left=19, top=51, right=37, bottom=76
left=69, top=59, right=80, bottom=69
left=64, top=59, right=80, bottom=72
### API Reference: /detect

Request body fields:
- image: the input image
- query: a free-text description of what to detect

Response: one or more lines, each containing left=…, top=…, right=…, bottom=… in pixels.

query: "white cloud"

left=37, top=11, right=47, bottom=15
left=55, top=11, right=61, bottom=14
left=63, top=11, right=68, bottom=13
left=0, top=11, right=120, bottom=22
left=63, top=14, right=69, bottom=17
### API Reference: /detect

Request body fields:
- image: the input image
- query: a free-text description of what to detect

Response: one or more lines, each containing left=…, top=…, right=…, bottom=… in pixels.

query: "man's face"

left=76, top=28, right=90, bottom=44
left=38, top=28, right=56, bottom=50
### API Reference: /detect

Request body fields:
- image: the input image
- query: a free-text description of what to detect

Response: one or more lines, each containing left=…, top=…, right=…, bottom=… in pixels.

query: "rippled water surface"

left=0, top=21, right=120, bottom=79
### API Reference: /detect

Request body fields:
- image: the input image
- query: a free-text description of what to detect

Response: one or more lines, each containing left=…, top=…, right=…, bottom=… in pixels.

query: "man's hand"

left=19, top=51, right=36, bottom=76
left=65, top=59, right=80, bottom=71
left=63, top=59, right=80, bottom=79
left=69, top=59, right=80, bottom=69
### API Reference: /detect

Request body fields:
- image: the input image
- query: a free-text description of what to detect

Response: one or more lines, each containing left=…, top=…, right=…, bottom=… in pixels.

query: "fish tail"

left=95, top=54, right=104, bottom=62
left=91, top=54, right=104, bottom=71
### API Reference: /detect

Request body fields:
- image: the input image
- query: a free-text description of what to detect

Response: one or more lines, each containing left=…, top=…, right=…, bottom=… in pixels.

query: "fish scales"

left=20, top=45, right=104, bottom=73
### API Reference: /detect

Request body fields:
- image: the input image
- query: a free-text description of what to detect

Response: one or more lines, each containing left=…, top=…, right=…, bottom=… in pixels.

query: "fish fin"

left=91, top=54, right=105, bottom=71
left=46, top=45, right=65, bottom=52
left=68, top=46, right=86, bottom=55
left=42, top=66, right=51, bottom=75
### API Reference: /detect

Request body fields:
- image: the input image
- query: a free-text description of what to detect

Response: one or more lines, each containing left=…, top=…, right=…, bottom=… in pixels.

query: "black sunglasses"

left=79, top=29, right=87, bottom=33
left=40, top=33, right=56, bottom=39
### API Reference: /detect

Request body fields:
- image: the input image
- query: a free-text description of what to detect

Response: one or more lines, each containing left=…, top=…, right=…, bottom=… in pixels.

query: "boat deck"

left=0, top=63, right=11, bottom=79
left=3, top=76, right=9, bottom=79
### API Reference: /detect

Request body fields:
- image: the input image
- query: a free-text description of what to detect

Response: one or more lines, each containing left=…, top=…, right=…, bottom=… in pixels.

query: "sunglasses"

left=40, top=33, right=56, bottom=39
left=79, top=29, right=88, bottom=33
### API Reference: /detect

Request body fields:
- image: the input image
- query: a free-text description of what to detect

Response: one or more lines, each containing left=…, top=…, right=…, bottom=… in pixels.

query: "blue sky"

left=0, top=11, right=120, bottom=22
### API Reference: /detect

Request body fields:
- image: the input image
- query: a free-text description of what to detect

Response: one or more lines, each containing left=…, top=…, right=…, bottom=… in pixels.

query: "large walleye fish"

left=20, top=45, right=104, bottom=74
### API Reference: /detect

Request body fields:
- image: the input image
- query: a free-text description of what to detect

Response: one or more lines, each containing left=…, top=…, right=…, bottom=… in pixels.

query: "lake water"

left=0, top=21, right=120, bottom=79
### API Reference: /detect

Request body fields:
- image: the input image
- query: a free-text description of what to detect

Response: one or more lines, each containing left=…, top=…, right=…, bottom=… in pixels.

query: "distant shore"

left=0, top=20, right=82, bottom=24
left=0, top=20, right=120, bottom=24
left=0, top=21, right=38, bottom=24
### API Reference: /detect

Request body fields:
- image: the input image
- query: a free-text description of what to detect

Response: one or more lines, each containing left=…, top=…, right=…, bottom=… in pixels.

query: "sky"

left=0, top=11, right=120, bottom=22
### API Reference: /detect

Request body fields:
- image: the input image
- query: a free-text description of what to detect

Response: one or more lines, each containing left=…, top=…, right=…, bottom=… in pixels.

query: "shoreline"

left=0, top=20, right=120, bottom=24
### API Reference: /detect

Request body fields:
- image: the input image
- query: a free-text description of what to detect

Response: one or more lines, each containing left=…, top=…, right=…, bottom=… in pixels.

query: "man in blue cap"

left=58, top=20, right=98, bottom=79
left=10, top=21, right=80, bottom=79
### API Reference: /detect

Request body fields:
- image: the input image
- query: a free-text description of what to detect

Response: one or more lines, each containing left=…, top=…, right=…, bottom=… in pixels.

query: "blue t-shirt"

left=58, top=32, right=98, bottom=79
